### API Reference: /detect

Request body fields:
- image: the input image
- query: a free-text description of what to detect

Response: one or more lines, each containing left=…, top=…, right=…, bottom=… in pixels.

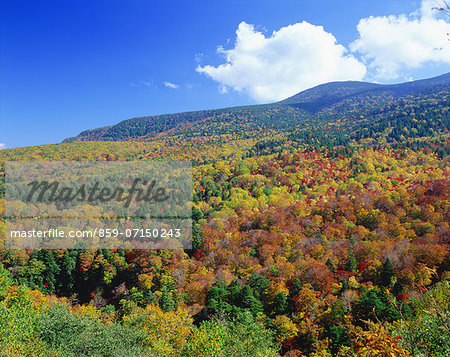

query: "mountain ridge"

left=63, top=73, right=450, bottom=144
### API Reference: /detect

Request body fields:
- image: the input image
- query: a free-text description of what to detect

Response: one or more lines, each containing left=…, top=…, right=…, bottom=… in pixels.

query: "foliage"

left=353, top=321, right=412, bottom=357
left=0, top=76, right=449, bottom=355
left=391, top=281, right=450, bottom=356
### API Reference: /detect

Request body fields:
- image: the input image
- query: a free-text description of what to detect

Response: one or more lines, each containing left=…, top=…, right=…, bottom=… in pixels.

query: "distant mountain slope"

left=280, top=72, right=450, bottom=111
left=63, top=73, right=450, bottom=144
left=63, top=104, right=309, bottom=142
left=279, top=81, right=383, bottom=112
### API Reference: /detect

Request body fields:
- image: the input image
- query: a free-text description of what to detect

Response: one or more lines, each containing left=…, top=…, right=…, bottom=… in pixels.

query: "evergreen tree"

left=289, top=278, right=302, bottom=297
left=352, top=288, right=409, bottom=324
left=326, top=258, right=335, bottom=272
left=239, top=285, right=263, bottom=316
left=378, top=258, right=395, bottom=287
left=271, top=292, right=288, bottom=316
left=206, top=280, right=229, bottom=311
left=346, top=250, right=357, bottom=273
left=248, top=272, right=269, bottom=299
left=159, top=286, right=175, bottom=312
left=326, top=325, right=352, bottom=355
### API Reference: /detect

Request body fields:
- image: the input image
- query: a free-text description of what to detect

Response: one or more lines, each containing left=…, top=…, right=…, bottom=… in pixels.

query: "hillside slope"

left=1, top=75, right=450, bottom=357
left=63, top=73, right=450, bottom=146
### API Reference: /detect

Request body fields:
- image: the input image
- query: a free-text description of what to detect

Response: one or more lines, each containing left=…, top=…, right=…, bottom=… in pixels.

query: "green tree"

left=326, top=258, right=335, bottom=273
left=346, top=250, right=357, bottom=273
left=248, top=272, right=269, bottom=299
left=353, top=288, right=409, bottom=324
left=239, top=285, right=264, bottom=316
left=271, top=292, right=288, bottom=316
left=377, top=258, right=395, bottom=288
left=160, top=286, right=175, bottom=312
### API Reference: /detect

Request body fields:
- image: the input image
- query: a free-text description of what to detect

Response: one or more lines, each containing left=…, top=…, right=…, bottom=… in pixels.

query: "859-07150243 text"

left=9, top=227, right=183, bottom=239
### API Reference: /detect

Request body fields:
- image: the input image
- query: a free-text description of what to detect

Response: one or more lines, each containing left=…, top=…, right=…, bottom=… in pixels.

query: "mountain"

left=280, top=72, right=450, bottom=110
left=1, top=76, right=450, bottom=357
left=63, top=73, right=450, bottom=145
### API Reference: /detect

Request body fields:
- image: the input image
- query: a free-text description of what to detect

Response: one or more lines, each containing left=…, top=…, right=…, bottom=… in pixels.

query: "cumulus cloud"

left=196, top=21, right=366, bottom=102
left=164, top=81, right=179, bottom=89
left=350, top=0, right=450, bottom=80
left=0, top=143, right=6, bottom=149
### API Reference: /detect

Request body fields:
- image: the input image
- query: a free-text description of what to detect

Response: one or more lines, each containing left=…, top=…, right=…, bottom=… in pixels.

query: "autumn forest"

left=0, top=74, right=449, bottom=356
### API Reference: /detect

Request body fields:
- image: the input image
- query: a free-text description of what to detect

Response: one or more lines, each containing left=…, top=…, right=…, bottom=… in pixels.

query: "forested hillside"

left=0, top=73, right=449, bottom=356
left=64, top=73, right=450, bottom=147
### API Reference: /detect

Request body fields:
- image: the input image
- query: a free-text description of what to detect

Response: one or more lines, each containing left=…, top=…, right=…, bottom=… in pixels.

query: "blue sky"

left=1, top=0, right=449, bottom=148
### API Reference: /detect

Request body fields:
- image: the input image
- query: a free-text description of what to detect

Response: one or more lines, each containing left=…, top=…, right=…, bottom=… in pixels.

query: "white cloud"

left=130, top=80, right=156, bottom=88
left=350, top=0, right=450, bottom=80
left=0, top=143, right=6, bottom=149
left=164, top=81, right=179, bottom=89
left=195, top=53, right=204, bottom=64
left=196, top=21, right=366, bottom=102
left=141, top=81, right=156, bottom=88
